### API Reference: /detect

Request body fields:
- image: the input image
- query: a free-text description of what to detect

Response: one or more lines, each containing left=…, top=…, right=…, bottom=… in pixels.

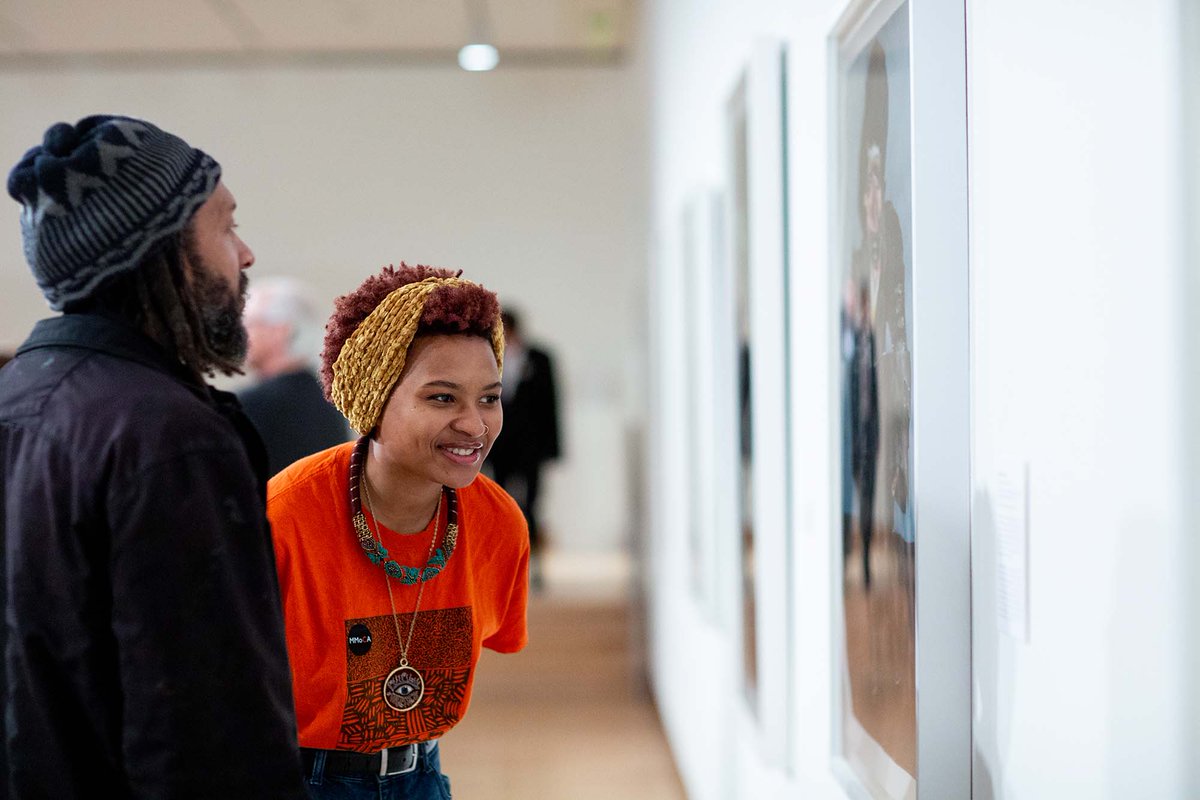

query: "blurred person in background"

left=849, top=281, right=879, bottom=588
left=240, top=276, right=350, bottom=476
left=268, top=264, right=529, bottom=799
left=0, top=114, right=303, bottom=798
left=485, top=308, right=561, bottom=591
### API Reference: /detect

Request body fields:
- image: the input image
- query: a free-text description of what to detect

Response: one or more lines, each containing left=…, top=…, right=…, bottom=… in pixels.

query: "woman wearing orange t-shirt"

left=268, top=264, right=529, bottom=799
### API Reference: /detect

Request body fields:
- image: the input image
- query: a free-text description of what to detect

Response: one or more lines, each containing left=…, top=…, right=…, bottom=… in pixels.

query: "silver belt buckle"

left=379, top=744, right=420, bottom=776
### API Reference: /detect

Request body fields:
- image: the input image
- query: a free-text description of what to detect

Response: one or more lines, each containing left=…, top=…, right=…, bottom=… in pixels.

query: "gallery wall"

left=0, top=61, right=649, bottom=555
left=644, top=0, right=1192, bottom=797
left=644, top=0, right=846, bottom=796
left=967, top=1, right=1187, bottom=796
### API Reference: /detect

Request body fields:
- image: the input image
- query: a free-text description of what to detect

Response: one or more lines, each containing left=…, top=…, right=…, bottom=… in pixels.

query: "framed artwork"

left=725, top=38, right=792, bottom=766
left=725, top=68, right=759, bottom=715
left=829, top=0, right=970, bottom=796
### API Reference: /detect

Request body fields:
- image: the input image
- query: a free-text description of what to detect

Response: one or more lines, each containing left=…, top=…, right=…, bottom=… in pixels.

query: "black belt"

left=301, top=741, right=435, bottom=777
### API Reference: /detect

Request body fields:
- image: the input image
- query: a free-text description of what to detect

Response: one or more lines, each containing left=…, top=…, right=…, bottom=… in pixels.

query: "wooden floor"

left=842, top=524, right=916, bottom=775
left=440, top=552, right=687, bottom=799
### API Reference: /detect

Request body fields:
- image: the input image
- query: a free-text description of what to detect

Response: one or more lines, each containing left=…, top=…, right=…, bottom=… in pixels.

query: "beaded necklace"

left=348, top=435, right=459, bottom=583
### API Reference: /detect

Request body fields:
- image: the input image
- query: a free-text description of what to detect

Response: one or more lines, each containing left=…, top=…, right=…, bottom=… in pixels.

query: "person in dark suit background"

left=486, top=308, right=561, bottom=590
left=239, top=276, right=350, bottom=476
left=848, top=281, right=879, bottom=589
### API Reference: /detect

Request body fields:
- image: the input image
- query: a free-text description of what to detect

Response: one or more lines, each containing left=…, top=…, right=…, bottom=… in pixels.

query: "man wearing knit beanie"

left=0, top=116, right=304, bottom=798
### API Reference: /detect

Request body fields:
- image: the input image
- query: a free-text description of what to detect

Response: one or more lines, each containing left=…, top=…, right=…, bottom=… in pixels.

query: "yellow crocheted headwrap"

left=329, top=276, right=505, bottom=434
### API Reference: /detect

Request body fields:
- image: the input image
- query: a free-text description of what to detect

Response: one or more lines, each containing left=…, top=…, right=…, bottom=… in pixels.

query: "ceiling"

left=0, top=0, right=633, bottom=68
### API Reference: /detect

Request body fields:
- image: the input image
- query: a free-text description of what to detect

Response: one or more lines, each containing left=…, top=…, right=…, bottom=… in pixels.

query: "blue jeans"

left=303, top=742, right=452, bottom=800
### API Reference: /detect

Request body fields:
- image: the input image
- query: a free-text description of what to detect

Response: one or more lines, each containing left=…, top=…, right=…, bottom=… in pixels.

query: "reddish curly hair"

left=319, top=263, right=501, bottom=398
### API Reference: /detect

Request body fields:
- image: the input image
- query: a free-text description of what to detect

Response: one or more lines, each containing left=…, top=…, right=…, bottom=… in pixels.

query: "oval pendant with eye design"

left=383, top=665, right=425, bottom=712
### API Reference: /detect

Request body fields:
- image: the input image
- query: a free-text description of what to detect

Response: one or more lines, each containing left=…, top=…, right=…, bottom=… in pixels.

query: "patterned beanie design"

left=6, top=115, right=222, bottom=311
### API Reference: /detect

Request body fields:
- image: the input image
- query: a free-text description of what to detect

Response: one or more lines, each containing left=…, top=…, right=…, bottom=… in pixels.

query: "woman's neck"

left=363, top=450, right=442, bottom=534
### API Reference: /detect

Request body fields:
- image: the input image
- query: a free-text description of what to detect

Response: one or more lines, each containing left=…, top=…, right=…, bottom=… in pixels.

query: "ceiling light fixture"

left=458, top=43, right=499, bottom=71
left=459, top=0, right=498, bottom=72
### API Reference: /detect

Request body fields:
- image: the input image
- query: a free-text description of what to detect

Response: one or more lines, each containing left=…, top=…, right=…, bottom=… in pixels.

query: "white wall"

left=0, top=61, right=648, bottom=554
left=644, top=0, right=847, bottom=797
left=968, top=1, right=1188, bottom=797
left=644, top=0, right=1193, bottom=797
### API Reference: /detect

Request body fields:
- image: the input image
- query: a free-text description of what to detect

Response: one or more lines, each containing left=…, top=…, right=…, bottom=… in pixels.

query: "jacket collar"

left=17, top=312, right=208, bottom=393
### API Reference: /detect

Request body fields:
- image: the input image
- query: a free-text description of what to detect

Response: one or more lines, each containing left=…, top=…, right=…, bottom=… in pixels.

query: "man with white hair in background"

left=239, top=276, right=350, bottom=476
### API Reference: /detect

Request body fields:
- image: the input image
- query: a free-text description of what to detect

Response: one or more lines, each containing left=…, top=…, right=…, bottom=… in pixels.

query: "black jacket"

left=0, top=314, right=304, bottom=799
left=488, top=346, right=561, bottom=473
left=237, top=368, right=350, bottom=478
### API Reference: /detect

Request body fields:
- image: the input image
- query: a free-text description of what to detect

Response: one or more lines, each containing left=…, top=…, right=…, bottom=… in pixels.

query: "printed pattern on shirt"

left=338, top=606, right=474, bottom=750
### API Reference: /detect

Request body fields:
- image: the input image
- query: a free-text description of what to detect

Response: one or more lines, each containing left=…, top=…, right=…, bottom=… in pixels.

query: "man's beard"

left=188, top=249, right=249, bottom=374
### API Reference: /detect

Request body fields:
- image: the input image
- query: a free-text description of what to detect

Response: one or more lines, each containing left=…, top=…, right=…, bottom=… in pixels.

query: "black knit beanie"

left=6, top=115, right=221, bottom=311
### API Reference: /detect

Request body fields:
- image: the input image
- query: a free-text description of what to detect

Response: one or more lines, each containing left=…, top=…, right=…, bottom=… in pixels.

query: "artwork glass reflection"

left=837, top=1, right=915, bottom=794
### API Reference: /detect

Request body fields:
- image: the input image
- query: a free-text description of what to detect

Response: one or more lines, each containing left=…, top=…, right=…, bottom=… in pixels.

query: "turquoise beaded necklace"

left=348, top=435, right=458, bottom=584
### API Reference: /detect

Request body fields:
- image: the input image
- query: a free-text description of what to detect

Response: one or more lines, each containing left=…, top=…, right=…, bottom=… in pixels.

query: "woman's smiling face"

left=373, top=333, right=503, bottom=491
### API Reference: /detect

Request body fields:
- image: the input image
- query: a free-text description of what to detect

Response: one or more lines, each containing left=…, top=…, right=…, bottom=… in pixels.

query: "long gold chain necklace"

left=350, top=435, right=459, bottom=583
left=362, top=476, right=440, bottom=712
left=347, top=436, right=459, bottom=711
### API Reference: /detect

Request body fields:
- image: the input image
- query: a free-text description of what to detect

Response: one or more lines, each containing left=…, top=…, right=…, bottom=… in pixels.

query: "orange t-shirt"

left=268, top=442, right=529, bottom=751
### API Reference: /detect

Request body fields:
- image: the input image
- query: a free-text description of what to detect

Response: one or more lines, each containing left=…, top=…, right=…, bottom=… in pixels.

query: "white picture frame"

left=828, top=0, right=970, bottom=796
left=724, top=37, right=793, bottom=767
left=1184, top=4, right=1200, bottom=788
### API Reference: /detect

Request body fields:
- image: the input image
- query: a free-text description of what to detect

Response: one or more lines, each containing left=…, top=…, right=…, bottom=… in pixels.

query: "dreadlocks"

left=67, top=230, right=247, bottom=378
